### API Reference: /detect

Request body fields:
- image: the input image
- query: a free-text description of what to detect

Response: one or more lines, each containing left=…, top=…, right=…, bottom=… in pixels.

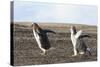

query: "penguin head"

left=31, top=23, right=40, bottom=30
left=70, top=26, right=77, bottom=35
left=31, top=23, right=42, bottom=33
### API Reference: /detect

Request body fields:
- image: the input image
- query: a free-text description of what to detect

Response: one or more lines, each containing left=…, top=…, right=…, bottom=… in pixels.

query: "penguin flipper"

left=44, top=29, right=56, bottom=34
left=75, top=30, right=82, bottom=39
left=79, top=34, right=90, bottom=39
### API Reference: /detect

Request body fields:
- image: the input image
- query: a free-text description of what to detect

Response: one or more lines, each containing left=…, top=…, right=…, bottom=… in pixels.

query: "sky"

left=13, top=1, right=97, bottom=25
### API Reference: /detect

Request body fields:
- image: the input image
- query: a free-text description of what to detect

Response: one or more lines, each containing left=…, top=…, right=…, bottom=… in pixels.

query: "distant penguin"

left=32, top=23, right=56, bottom=55
left=70, top=26, right=91, bottom=56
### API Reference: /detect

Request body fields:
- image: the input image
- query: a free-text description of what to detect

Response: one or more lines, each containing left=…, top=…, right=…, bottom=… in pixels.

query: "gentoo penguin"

left=32, top=23, right=56, bottom=55
left=70, top=26, right=91, bottom=56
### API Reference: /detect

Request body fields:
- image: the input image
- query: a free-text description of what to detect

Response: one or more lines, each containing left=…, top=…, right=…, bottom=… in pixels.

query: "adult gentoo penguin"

left=32, top=23, right=56, bottom=55
left=70, top=26, right=91, bottom=56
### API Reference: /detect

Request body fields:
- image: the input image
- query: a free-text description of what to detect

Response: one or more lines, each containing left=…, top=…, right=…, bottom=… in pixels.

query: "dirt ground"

left=11, top=22, right=97, bottom=66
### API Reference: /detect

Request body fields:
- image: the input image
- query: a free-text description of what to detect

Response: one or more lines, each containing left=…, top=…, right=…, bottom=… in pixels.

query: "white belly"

left=33, top=30, right=42, bottom=48
left=71, top=35, right=77, bottom=47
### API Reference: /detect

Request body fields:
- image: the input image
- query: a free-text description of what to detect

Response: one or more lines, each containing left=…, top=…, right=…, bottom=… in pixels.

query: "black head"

left=71, top=26, right=77, bottom=35
left=31, top=23, right=41, bottom=30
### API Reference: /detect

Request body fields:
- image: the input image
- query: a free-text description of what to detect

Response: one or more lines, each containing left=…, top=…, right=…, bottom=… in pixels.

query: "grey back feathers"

left=76, top=39, right=87, bottom=53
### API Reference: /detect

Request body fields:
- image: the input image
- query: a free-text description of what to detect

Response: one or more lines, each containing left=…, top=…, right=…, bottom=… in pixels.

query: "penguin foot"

left=72, top=54, right=77, bottom=57
left=79, top=52, right=85, bottom=55
left=40, top=53, right=46, bottom=55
